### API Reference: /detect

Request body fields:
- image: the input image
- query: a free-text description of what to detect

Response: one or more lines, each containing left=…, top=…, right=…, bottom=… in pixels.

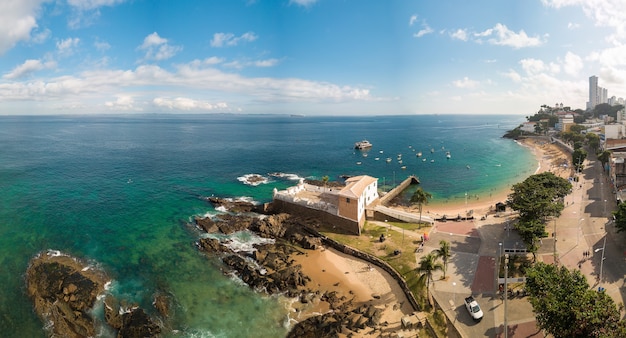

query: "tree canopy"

left=507, top=172, right=572, bottom=222
left=613, top=202, right=626, bottom=233
left=525, top=262, right=625, bottom=337
left=573, top=148, right=587, bottom=172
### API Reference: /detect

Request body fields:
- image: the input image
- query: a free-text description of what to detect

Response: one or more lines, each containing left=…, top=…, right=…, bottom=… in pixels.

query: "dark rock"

left=250, top=213, right=291, bottom=238
left=207, top=197, right=258, bottom=213
left=117, top=307, right=161, bottom=338
left=104, top=295, right=122, bottom=329
left=26, top=251, right=109, bottom=338
left=195, top=216, right=219, bottom=233
left=215, top=214, right=254, bottom=234
left=196, top=238, right=231, bottom=254
left=153, top=292, right=171, bottom=318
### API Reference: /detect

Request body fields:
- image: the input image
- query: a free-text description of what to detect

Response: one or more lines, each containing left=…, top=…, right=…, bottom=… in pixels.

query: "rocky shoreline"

left=195, top=197, right=393, bottom=337
left=26, top=250, right=164, bottom=338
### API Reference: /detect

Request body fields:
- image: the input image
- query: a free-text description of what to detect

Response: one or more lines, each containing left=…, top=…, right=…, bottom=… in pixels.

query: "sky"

left=1, top=0, right=626, bottom=115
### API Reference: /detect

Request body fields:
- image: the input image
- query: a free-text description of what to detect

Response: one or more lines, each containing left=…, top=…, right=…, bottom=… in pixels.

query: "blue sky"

left=0, top=0, right=625, bottom=115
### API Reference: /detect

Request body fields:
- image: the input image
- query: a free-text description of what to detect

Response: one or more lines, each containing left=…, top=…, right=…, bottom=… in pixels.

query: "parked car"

left=464, top=296, right=484, bottom=321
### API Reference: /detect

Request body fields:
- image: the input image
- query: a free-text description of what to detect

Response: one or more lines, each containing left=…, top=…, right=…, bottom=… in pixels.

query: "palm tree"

left=434, top=240, right=452, bottom=279
left=322, top=175, right=329, bottom=193
left=417, top=253, right=443, bottom=303
left=410, top=187, right=432, bottom=223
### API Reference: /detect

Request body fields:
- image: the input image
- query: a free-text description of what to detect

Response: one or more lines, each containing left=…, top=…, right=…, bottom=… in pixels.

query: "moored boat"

left=354, top=140, right=373, bottom=149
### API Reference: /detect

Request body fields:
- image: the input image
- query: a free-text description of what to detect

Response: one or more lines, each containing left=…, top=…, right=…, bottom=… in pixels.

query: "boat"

left=466, top=165, right=471, bottom=169
left=430, top=148, right=435, bottom=153
left=356, top=161, right=362, bottom=165
left=422, top=158, right=427, bottom=162
left=354, top=140, right=373, bottom=149
left=495, top=164, right=501, bottom=167
left=430, top=159, right=435, bottom=163
left=446, top=151, right=451, bottom=159
left=417, top=152, right=422, bottom=157
left=386, top=158, right=392, bottom=163
left=398, top=160, right=403, bottom=164
left=362, top=153, right=368, bottom=158
left=401, top=166, right=407, bottom=170
left=375, top=157, right=380, bottom=161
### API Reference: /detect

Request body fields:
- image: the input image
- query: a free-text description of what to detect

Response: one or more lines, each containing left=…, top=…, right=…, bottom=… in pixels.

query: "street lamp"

left=604, top=199, right=607, bottom=216
left=504, top=254, right=509, bottom=338
left=594, top=236, right=607, bottom=282
left=577, top=218, right=584, bottom=246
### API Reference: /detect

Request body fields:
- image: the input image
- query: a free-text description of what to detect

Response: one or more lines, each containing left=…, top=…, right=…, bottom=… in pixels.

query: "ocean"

left=0, top=114, right=536, bottom=337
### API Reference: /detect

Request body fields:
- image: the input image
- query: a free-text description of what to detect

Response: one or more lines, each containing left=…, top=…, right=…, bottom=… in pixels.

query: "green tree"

left=322, top=175, right=329, bottom=192
left=526, top=262, right=624, bottom=337
left=573, top=148, right=587, bottom=172
left=507, top=172, right=572, bottom=222
left=434, top=240, right=451, bottom=278
left=598, top=150, right=612, bottom=171
left=410, top=187, right=432, bottom=223
left=570, top=124, right=586, bottom=134
left=586, top=133, right=600, bottom=151
left=612, top=202, right=626, bottom=233
left=514, top=218, right=545, bottom=260
left=416, top=253, right=443, bottom=302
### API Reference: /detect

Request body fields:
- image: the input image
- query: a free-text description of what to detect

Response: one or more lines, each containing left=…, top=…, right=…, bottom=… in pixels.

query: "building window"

left=346, top=198, right=350, bottom=203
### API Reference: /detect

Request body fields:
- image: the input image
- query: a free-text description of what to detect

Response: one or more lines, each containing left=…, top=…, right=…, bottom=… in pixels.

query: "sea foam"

left=237, top=174, right=269, bottom=186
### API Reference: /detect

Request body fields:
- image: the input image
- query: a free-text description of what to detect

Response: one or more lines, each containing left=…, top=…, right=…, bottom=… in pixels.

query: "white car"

left=464, top=296, right=484, bottom=321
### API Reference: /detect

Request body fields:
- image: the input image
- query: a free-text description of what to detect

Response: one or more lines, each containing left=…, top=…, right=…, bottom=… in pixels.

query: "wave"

left=268, top=172, right=303, bottom=181
left=237, top=174, right=269, bottom=186
left=203, top=230, right=275, bottom=253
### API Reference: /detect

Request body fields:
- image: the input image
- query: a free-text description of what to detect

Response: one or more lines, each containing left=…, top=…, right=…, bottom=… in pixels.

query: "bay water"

left=0, top=114, right=536, bottom=337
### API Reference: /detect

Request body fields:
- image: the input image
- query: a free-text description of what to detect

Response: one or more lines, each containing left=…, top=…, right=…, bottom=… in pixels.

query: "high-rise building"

left=589, top=75, right=598, bottom=109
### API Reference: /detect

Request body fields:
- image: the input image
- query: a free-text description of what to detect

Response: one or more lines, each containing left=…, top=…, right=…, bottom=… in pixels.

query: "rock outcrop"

left=26, top=250, right=162, bottom=338
left=26, top=251, right=109, bottom=338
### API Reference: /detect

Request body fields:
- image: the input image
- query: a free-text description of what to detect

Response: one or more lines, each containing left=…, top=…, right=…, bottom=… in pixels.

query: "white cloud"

left=414, top=25, right=434, bottom=38
left=137, top=32, right=182, bottom=61
left=476, top=23, right=545, bottom=49
left=450, top=29, right=468, bottom=41
left=210, top=32, right=258, bottom=47
left=67, top=0, right=126, bottom=11
left=503, top=69, right=522, bottom=83
left=94, top=40, right=110, bottom=51
left=562, top=51, right=583, bottom=76
left=0, top=61, right=374, bottom=111
left=543, top=0, right=626, bottom=42
left=224, top=58, right=281, bottom=69
left=153, top=97, right=228, bottom=111
left=31, top=28, right=50, bottom=44
left=452, top=77, right=479, bottom=89
left=288, top=0, right=317, bottom=7
left=104, top=95, right=135, bottom=110
left=0, top=0, right=47, bottom=55
left=3, top=59, right=56, bottom=79
left=567, top=22, right=580, bottom=30
left=56, top=37, right=80, bottom=56
left=410, top=15, right=434, bottom=38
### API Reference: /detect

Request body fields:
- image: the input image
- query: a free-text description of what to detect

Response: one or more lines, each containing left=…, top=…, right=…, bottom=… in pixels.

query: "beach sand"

left=289, top=247, right=415, bottom=334
left=413, top=137, right=573, bottom=218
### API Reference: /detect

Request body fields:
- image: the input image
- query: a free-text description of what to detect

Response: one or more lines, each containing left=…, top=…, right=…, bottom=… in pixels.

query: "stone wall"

left=270, top=199, right=360, bottom=235
left=379, top=175, right=419, bottom=206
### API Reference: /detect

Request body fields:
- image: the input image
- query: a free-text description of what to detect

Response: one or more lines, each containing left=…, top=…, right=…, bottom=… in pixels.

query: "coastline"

left=414, top=136, right=572, bottom=218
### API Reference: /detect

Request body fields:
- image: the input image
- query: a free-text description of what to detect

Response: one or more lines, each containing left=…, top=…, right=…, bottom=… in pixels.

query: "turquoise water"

left=0, top=114, right=535, bottom=337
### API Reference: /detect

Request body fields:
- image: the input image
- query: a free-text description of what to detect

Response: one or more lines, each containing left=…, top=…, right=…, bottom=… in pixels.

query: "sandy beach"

left=414, top=137, right=573, bottom=218
left=289, top=247, right=415, bottom=334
